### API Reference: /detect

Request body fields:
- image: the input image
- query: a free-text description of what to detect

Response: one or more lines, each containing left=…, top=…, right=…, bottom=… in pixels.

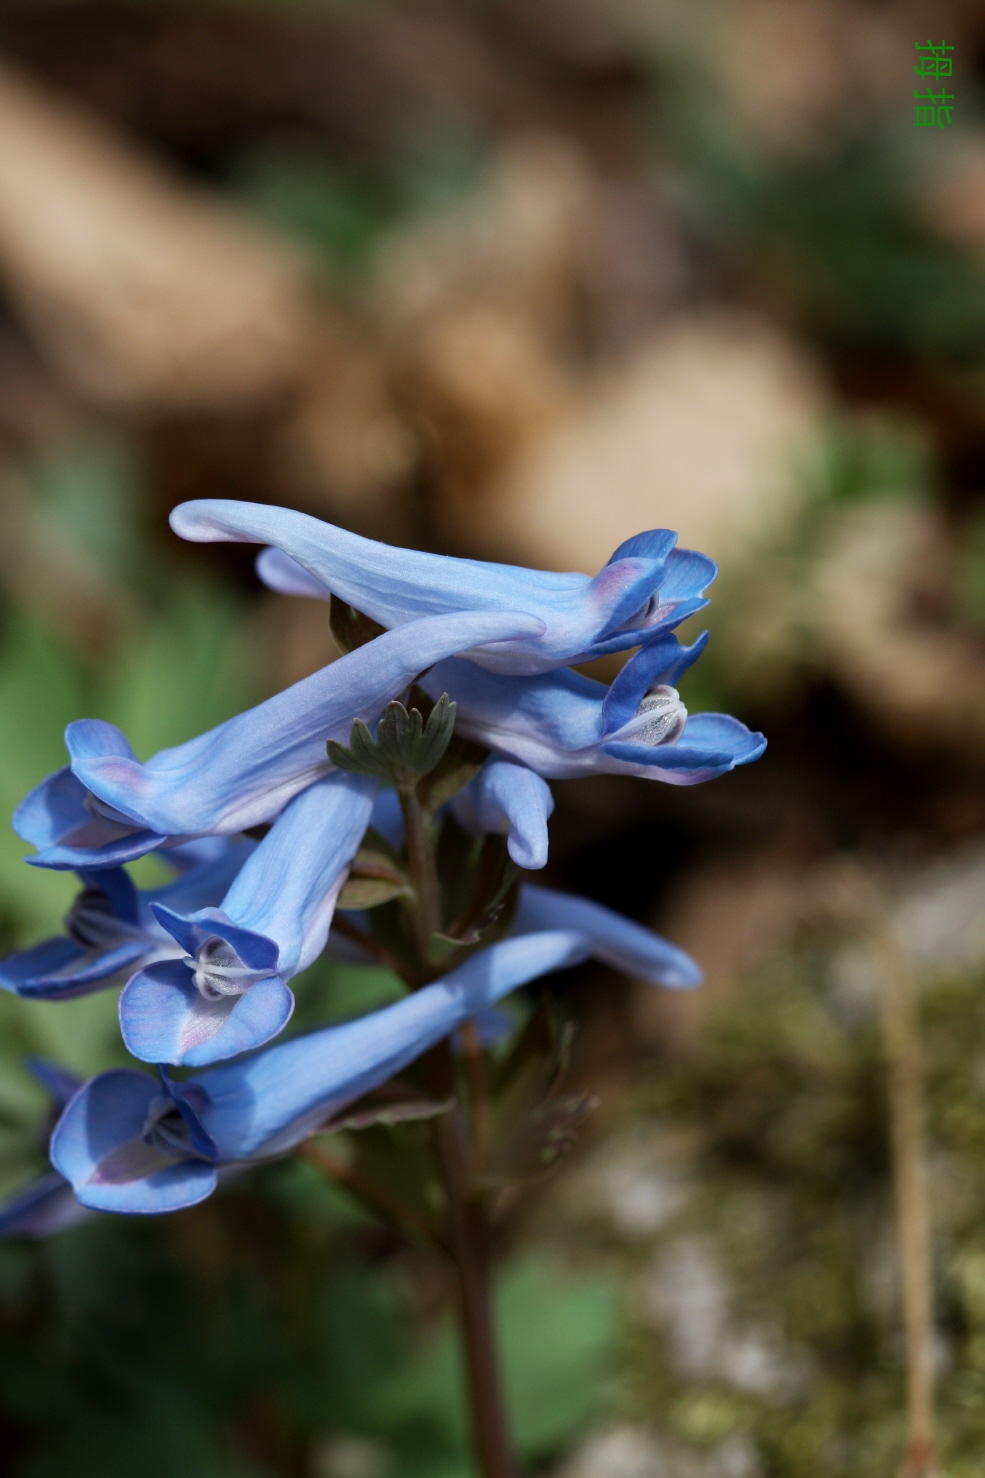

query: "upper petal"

left=65, top=609, right=544, bottom=838
left=173, top=499, right=668, bottom=672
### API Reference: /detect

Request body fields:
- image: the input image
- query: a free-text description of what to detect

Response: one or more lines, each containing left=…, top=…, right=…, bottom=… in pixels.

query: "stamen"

left=141, top=1095, right=197, bottom=1158
left=632, top=684, right=688, bottom=746
left=186, top=936, right=277, bottom=1001
left=619, top=596, right=675, bottom=633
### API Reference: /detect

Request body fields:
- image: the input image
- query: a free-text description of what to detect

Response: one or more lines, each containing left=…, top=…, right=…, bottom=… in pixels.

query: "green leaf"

left=328, top=696, right=457, bottom=786
left=337, top=876, right=410, bottom=911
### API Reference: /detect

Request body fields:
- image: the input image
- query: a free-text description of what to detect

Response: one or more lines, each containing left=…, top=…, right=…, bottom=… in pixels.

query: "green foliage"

left=329, top=696, right=457, bottom=787
left=0, top=1206, right=618, bottom=1478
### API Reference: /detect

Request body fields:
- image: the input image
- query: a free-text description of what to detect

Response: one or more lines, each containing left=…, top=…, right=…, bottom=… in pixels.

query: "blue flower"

left=119, top=774, right=375, bottom=1067
left=170, top=501, right=716, bottom=674
left=15, top=609, right=543, bottom=871
left=0, top=842, right=254, bottom=1001
left=423, top=632, right=766, bottom=784
left=51, top=931, right=592, bottom=1214
left=450, top=758, right=555, bottom=870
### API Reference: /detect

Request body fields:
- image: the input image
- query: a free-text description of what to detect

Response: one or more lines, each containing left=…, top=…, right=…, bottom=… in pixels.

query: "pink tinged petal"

left=119, top=959, right=295, bottom=1068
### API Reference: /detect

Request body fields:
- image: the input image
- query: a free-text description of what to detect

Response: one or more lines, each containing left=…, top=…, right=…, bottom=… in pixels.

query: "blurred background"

left=2, top=2, right=985, bottom=1474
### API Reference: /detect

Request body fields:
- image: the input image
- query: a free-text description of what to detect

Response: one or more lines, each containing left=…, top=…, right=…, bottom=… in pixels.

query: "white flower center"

left=185, top=936, right=277, bottom=1001
left=632, top=684, right=688, bottom=746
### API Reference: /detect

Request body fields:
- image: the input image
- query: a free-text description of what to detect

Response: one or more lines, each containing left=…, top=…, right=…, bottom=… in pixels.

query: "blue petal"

left=602, top=712, right=767, bottom=784
left=180, top=773, right=374, bottom=978
left=600, top=633, right=701, bottom=735
left=145, top=838, right=256, bottom=916
left=0, top=1171, right=88, bottom=1238
left=50, top=1069, right=217, bottom=1214
left=119, top=959, right=295, bottom=1067
left=62, top=610, right=543, bottom=841
left=425, top=660, right=765, bottom=785
left=14, top=768, right=166, bottom=870
left=171, top=500, right=667, bottom=674
left=605, top=530, right=679, bottom=565
left=0, top=936, right=149, bottom=999
left=451, top=759, right=554, bottom=869
left=78, top=865, right=141, bottom=924
left=514, top=884, right=701, bottom=988
left=183, top=930, right=591, bottom=1160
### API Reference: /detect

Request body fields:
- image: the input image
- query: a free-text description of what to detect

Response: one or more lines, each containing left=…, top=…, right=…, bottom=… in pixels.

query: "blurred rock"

left=644, top=1237, right=809, bottom=1402
left=372, top=136, right=598, bottom=345
left=559, top=1127, right=692, bottom=1239
left=925, top=133, right=985, bottom=254
left=397, top=302, right=575, bottom=501
left=602, top=0, right=910, bottom=155
left=0, top=58, right=310, bottom=411
left=892, top=839, right=985, bottom=975
left=450, top=314, right=824, bottom=572
left=558, top=1426, right=762, bottom=1478
left=708, top=0, right=909, bottom=156
left=808, top=501, right=985, bottom=753
left=276, top=315, right=419, bottom=541
left=557, top=1425, right=672, bottom=1478
left=311, top=1434, right=391, bottom=1478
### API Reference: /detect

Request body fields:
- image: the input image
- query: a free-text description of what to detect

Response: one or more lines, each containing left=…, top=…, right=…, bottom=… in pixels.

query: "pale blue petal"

left=131, top=776, right=371, bottom=1064
left=0, top=936, right=149, bottom=999
left=184, top=930, right=591, bottom=1160
left=14, top=767, right=165, bottom=870
left=172, top=500, right=669, bottom=674
left=0, top=843, right=257, bottom=1000
left=514, top=884, right=701, bottom=988
left=50, top=1069, right=217, bottom=1214
left=119, top=959, right=294, bottom=1068
left=424, top=659, right=765, bottom=783
left=63, top=609, right=543, bottom=840
left=451, top=759, right=554, bottom=869
left=192, top=773, right=374, bottom=977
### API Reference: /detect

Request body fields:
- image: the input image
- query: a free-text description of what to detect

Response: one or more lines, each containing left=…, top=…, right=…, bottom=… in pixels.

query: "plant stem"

left=396, top=777, right=519, bottom=1478
left=428, top=1042, right=519, bottom=1478
left=461, top=1018, right=492, bottom=1168
left=398, top=781, right=442, bottom=975
left=871, top=923, right=938, bottom=1478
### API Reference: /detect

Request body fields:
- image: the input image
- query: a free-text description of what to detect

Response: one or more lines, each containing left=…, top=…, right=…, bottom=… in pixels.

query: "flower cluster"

left=1, top=502, right=764, bottom=1228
